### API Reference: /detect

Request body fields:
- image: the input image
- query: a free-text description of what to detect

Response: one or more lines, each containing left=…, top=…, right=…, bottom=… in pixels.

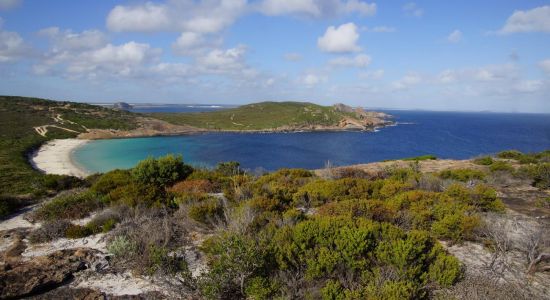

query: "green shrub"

left=245, top=277, right=277, bottom=300
left=108, top=235, right=138, bottom=257
left=473, top=156, right=493, bottom=166
left=431, top=213, right=480, bottom=242
left=199, top=233, right=267, bottom=299
left=33, top=190, right=102, bottom=221
left=531, top=163, right=550, bottom=189
left=146, top=244, right=188, bottom=275
left=438, top=169, right=485, bottom=182
left=496, top=150, right=523, bottom=160
left=107, top=182, right=167, bottom=207
left=216, top=161, right=244, bottom=177
left=41, top=174, right=85, bottom=191
left=489, top=161, right=514, bottom=173
left=28, top=220, right=71, bottom=243
left=132, top=154, right=193, bottom=187
left=517, top=155, right=538, bottom=164
left=65, top=224, right=93, bottom=239
left=90, top=169, right=132, bottom=196
left=0, top=195, right=25, bottom=218
left=402, top=154, right=437, bottom=161
left=188, top=197, right=224, bottom=224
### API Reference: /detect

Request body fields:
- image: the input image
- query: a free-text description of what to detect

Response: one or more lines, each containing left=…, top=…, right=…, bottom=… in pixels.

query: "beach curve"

left=31, top=139, right=90, bottom=178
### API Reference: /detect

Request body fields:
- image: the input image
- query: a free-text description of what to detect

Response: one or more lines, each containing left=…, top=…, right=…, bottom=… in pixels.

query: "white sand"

left=31, top=139, right=90, bottom=178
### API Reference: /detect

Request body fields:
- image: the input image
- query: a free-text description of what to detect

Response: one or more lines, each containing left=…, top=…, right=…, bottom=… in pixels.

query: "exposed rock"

left=112, top=102, right=133, bottom=110
left=0, top=248, right=102, bottom=299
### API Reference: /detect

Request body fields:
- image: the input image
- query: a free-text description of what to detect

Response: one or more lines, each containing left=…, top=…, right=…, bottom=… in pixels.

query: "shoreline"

left=31, top=139, right=91, bottom=178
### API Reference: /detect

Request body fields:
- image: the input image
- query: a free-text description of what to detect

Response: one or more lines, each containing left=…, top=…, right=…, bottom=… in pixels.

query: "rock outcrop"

left=0, top=248, right=102, bottom=298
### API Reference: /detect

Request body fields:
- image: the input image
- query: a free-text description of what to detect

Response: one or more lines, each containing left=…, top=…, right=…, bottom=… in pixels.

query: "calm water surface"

left=73, top=110, right=550, bottom=173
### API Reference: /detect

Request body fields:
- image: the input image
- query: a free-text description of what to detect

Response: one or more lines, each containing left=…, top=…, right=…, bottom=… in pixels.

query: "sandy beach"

left=31, top=139, right=90, bottom=178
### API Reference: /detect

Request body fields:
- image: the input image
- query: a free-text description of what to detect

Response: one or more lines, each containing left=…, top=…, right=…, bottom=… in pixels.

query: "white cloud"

left=369, top=26, right=396, bottom=33
left=513, top=80, right=544, bottom=93
left=35, top=33, right=162, bottom=79
left=106, top=0, right=247, bottom=34
left=38, top=27, right=107, bottom=51
left=196, top=45, right=248, bottom=73
left=329, top=53, right=371, bottom=68
left=318, top=23, right=361, bottom=53
left=539, top=59, right=550, bottom=74
left=392, top=73, right=422, bottom=90
left=300, top=73, right=327, bottom=87
left=447, top=29, right=462, bottom=43
left=260, top=0, right=320, bottom=16
left=437, top=64, right=519, bottom=84
left=284, top=53, right=303, bottom=61
left=107, top=2, right=171, bottom=32
left=498, top=6, right=550, bottom=34
left=0, top=0, right=21, bottom=10
left=358, top=69, right=384, bottom=79
left=172, top=32, right=222, bottom=55
left=259, top=0, right=376, bottom=17
left=403, top=2, right=423, bottom=17
left=342, top=0, right=376, bottom=16
left=0, top=20, right=28, bottom=62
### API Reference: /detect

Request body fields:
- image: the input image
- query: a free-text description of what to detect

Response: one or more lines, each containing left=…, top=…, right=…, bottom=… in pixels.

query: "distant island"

left=151, top=101, right=392, bottom=132
left=111, top=102, right=133, bottom=110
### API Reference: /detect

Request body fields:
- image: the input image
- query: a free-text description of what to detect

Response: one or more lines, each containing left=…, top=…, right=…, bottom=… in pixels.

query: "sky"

left=0, top=0, right=549, bottom=112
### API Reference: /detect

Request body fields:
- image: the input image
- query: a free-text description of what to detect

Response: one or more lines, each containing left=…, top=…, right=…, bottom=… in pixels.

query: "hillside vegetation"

left=1, top=151, right=548, bottom=298
left=152, top=101, right=389, bottom=131
left=0, top=96, right=138, bottom=215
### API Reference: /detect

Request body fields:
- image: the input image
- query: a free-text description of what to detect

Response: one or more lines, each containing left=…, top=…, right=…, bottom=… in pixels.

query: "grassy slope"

left=152, top=101, right=354, bottom=130
left=0, top=96, right=138, bottom=197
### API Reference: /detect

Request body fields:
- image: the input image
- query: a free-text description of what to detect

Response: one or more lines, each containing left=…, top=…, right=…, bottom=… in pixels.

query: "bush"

left=32, top=190, right=102, bottom=221
left=496, top=150, right=523, bottom=160
left=431, top=213, right=480, bottom=242
left=168, top=179, right=214, bottom=195
left=199, top=233, right=267, bottom=299
left=216, top=161, right=244, bottom=177
left=489, top=161, right=514, bottom=173
left=65, top=224, right=93, bottom=239
left=188, top=197, right=224, bottom=224
left=28, top=220, right=72, bottom=243
left=108, top=235, right=138, bottom=257
left=41, top=174, right=85, bottom=191
left=0, top=195, right=25, bottom=218
left=106, top=182, right=167, bottom=207
left=402, top=154, right=437, bottom=161
left=132, top=154, right=193, bottom=187
left=90, top=169, right=132, bottom=196
left=438, top=169, right=485, bottom=182
left=473, top=156, right=493, bottom=166
left=531, top=163, right=550, bottom=189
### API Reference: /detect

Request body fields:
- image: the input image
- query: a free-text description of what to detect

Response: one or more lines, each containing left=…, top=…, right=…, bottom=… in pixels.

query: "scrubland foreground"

left=0, top=150, right=549, bottom=299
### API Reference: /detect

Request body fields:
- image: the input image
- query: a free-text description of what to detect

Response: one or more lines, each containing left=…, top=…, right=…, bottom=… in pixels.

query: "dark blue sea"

left=73, top=106, right=550, bottom=173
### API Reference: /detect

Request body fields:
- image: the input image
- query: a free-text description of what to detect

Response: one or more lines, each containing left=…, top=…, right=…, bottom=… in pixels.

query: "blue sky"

left=0, top=0, right=549, bottom=112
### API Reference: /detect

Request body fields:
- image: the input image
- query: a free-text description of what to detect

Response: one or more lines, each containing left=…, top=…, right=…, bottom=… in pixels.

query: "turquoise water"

left=73, top=110, right=550, bottom=173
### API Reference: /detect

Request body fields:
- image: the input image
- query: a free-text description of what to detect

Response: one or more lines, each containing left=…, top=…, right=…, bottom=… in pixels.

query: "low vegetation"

left=12, top=148, right=550, bottom=298
left=151, top=101, right=361, bottom=131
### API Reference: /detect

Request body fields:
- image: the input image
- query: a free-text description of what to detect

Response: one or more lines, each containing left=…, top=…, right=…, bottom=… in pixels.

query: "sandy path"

left=31, top=139, right=90, bottom=178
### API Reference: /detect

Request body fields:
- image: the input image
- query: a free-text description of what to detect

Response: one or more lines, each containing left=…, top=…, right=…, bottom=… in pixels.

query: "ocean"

left=72, top=107, right=550, bottom=173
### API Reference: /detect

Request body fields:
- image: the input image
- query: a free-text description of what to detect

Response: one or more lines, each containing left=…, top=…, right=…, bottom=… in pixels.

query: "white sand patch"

left=22, top=234, right=107, bottom=259
left=71, top=272, right=160, bottom=296
left=31, top=139, right=90, bottom=178
left=0, top=211, right=40, bottom=232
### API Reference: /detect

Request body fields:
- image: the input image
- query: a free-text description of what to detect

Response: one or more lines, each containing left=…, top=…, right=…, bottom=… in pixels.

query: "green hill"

left=152, top=101, right=383, bottom=131
left=0, top=96, right=138, bottom=214
left=152, top=101, right=343, bottom=130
